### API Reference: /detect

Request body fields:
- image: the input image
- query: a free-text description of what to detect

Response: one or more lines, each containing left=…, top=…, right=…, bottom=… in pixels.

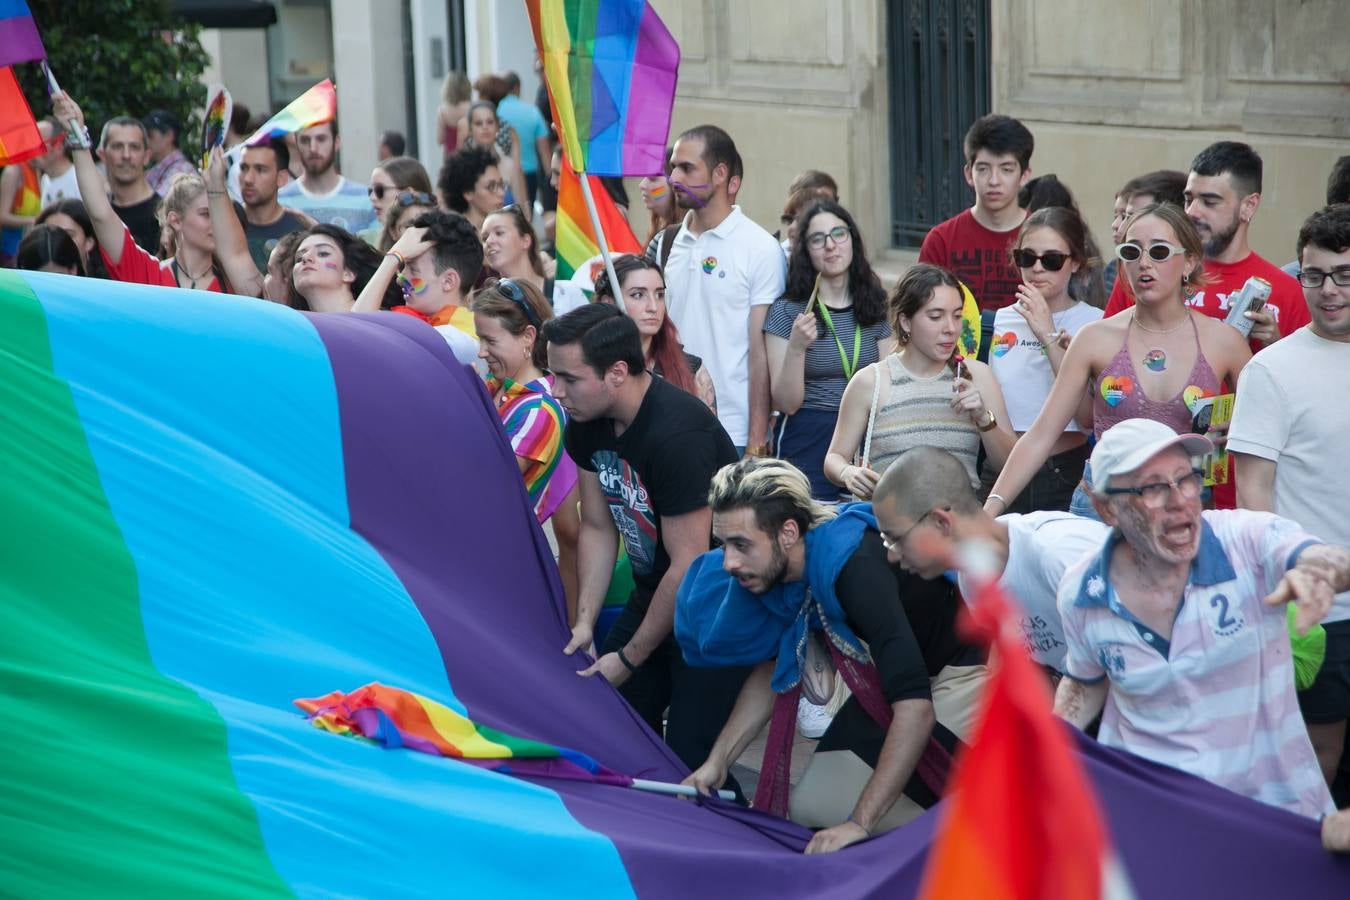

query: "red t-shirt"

left=1103, top=251, right=1308, bottom=345
left=100, top=226, right=223, bottom=292
left=918, top=208, right=1023, bottom=311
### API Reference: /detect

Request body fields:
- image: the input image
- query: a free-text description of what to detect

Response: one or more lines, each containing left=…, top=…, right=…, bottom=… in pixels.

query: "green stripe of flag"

left=0, top=272, right=291, bottom=897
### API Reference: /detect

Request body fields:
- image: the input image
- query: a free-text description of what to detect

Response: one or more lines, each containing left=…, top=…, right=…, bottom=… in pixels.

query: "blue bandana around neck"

left=675, top=503, right=877, bottom=694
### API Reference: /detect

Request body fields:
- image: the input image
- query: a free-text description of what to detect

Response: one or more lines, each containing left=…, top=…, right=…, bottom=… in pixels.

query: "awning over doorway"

left=172, top=0, right=278, bottom=29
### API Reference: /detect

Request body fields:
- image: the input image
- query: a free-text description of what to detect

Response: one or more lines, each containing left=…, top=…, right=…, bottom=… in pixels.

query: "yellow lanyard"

left=812, top=276, right=861, bottom=380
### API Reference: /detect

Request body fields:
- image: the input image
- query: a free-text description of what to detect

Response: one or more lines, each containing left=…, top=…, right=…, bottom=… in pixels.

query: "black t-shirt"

left=817, top=532, right=982, bottom=778
left=237, top=205, right=308, bottom=273
left=113, top=193, right=162, bottom=254
left=565, top=376, right=736, bottom=600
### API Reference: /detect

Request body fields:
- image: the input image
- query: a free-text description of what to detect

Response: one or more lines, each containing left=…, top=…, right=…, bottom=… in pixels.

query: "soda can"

left=1223, top=276, right=1273, bottom=338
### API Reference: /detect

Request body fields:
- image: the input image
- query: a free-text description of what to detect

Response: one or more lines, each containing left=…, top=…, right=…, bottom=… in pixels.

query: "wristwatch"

left=977, top=410, right=998, bottom=432
left=744, top=444, right=770, bottom=458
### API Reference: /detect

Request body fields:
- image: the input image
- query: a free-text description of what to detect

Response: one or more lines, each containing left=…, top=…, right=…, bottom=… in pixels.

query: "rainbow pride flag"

left=0, top=0, right=45, bottom=69
left=299, top=682, right=634, bottom=785
left=527, top=0, right=679, bottom=176
left=920, top=574, right=1133, bottom=900
left=245, top=78, right=336, bottom=144
left=4, top=267, right=1347, bottom=897
left=0, top=65, right=41, bottom=165
left=556, top=156, right=642, bottom=282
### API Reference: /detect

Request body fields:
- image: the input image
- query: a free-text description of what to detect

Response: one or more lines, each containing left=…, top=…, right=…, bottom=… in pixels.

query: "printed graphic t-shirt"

left=565, top=376, right=737, bottom=598
left=918, top=208, right=1024, bottom=311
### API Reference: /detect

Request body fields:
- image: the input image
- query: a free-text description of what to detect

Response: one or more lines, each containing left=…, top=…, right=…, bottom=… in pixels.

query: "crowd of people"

left=5, top=65, right=1350, bottom=857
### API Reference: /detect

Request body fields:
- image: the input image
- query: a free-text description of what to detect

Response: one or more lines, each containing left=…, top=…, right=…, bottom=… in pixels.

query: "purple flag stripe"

left=0, top=8, right=45, bottom=69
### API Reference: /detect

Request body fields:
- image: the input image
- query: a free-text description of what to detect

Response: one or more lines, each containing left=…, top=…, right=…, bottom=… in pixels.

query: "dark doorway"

left=886, top=0, right=992, bottom=248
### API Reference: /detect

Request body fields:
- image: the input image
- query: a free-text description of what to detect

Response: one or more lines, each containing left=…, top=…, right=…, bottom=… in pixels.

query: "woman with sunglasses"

left=824, top=264, right=1017, bottom=500
left=985, top=203, right=1250, bottom=519
left=366, top=157, right=433, bottom=247
left=593, top=253, right=716, bottom=413
left=987, top=207, right=1103, bottom=512
left=480, top=205, right=586, bottom=314
left=472, top=278, right=581, bottom=617
left=766, top=200, right=892, bottom=500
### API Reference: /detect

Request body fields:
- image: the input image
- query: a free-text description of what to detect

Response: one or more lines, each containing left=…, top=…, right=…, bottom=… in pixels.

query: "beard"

left=1199, top=210, right=1240, bottom=258
left=742, top=542, right=789, bottom=595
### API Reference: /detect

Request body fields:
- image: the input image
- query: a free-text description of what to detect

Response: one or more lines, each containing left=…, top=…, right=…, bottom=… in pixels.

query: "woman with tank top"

left=985, top=203, right=1251, bottom=519
left=990, top=206, right=1103, bottom=513
left=824, top=264, right=1017, bottom=499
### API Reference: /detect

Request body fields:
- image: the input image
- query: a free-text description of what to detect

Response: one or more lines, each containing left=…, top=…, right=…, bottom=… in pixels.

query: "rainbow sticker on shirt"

left=1183, top=385, right=1215, bottom=413
left=1099, top=375, right=1134, bottom=407
left=701, top=257, right=717, bottom=274
left=1143, top=349, right=1167, bottom=372
left=991, top=332, right=1016, bottom=357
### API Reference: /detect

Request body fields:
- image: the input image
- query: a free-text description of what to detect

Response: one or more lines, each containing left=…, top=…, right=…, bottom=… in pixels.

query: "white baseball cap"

left=1089, top=419, right=1212, bottom=494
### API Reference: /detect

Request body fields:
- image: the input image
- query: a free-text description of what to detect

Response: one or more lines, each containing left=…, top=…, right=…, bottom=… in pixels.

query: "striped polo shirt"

left=1058, top=509, right=1334, bottom=819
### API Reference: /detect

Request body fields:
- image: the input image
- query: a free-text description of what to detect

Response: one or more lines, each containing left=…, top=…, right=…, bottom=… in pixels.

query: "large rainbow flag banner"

left=245, top=78, right=336, bottom=144
left=527, top=0, right=679, bottom=176
left=0, top=0, right=45, bottom=69
left=556, top=156, right=642, bottom=282
left=3, top=267, right=1348, bottom=897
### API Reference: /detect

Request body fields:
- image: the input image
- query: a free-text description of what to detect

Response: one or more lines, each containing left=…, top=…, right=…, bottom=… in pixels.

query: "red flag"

left=0, top=65, right=42, bottom=165
left=919, top=568, right=1133, bottom=900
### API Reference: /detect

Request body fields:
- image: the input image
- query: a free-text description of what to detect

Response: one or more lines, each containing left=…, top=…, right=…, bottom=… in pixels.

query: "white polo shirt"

left=1058, top=509, right=1333, bottom=819
left=664, top=206, right=786, bottom=446
left=958, top=511, right=1110, bottom=672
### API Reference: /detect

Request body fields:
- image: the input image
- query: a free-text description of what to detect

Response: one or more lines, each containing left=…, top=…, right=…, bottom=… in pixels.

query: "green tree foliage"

left=18, top=0, right=210, bottom=145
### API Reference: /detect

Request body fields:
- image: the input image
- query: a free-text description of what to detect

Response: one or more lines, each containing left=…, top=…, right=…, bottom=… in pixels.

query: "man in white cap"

left=1053, top=418, right=1348, bottom=818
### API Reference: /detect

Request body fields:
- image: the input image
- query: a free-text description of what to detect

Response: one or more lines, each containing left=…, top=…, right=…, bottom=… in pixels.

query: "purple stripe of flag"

left=0, top=0, right=45, bottom=69
left=620, top=1, right=679, bottom=176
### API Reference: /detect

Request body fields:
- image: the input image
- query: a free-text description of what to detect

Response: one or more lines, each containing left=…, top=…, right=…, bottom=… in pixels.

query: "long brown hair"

left=472, top=278, right=553, bottom=370
left=592, top=254, right=697, bottom=395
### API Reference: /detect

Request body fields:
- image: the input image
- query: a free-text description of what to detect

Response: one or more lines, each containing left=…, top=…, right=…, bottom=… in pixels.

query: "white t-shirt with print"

left=663, top=206, right=786, bottom=446
left=990, top=301, right=1102, bottom=432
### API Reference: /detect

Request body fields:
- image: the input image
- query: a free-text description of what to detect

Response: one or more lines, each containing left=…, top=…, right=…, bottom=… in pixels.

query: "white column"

left=408, top=0, right=451, bottom=176
left=330, top=0, right=408, bottom=184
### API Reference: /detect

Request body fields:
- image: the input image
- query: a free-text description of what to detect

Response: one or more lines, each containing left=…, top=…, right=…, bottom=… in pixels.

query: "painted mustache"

left=672, top=181, right=709, bottom=208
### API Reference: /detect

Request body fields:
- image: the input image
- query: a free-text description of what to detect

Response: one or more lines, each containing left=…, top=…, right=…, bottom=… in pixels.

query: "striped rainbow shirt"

left=1058, top=509, right=1333, bottom=819
left=489, top=375, right=577, bottom=523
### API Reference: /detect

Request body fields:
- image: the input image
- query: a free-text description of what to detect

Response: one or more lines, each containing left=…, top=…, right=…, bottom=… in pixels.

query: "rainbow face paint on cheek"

left=407, top=277, right=429, bottom=296
left=648, top=181, right=669, bottom=200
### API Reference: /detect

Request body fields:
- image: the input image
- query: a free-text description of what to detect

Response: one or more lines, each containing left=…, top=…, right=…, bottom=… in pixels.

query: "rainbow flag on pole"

left=919, top=572, right=1134, bottom=900
left=526, top=0, right=679, bottom=176
left=555, top=157, right=641, bottom=282
left=245, top=78, right=336, bottom=144
left=0, top=66, right=41, bottom=165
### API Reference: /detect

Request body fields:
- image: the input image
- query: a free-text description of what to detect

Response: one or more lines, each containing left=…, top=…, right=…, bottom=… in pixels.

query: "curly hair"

left=411, top=210, right=484, bottom=289
left=439, top=145, right=499, bottom=213
left=783, top=199, right=887, bottom=328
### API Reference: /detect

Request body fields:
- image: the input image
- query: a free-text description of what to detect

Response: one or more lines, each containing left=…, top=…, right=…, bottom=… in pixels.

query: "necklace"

left=175, top=255, right=213, bottom=289
left=1131, top=310, right=1189, bottom=335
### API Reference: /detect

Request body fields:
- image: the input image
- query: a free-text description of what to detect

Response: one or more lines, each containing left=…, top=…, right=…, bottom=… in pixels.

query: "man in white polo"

left=1053, top=419, right=1346, bottom=818
left=663, top=125, right=785, bottom=456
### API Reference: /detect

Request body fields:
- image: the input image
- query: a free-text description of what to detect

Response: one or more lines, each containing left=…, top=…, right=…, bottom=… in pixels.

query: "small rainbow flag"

left=919, top=573, right=1134, bottom=900
left=245, top=78, right=336, bottom=145
left=0, top=0, right=45, bottom=69
left=555, top=156, right=641, bottom=282
left=958, top=281, right=982, bottom=359
left=297, top=683, right=635, bottom=787
left=0, top=66, right=42, bottom=165
left=200, top=84, right=231, bottom=169
left=526, top=0, right=679, bottom=177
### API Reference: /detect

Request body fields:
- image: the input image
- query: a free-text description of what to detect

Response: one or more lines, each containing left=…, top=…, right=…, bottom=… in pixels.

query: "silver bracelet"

left=987, top=492, right=1008, bottom=511
left=65, top=122, right=92, bottom=151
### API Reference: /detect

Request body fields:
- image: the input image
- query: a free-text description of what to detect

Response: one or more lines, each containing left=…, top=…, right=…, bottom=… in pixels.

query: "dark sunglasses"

left=494, top=278, right=541, bottom=329
left=392, top=190, right=435, bottom=209
left=1012, top=248, right=1070, bottom=271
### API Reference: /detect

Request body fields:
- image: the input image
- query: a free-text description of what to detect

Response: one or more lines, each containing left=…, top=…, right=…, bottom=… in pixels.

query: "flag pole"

left=577, top=170, right=623, bottom=298
left=630, top=779, right=737, bottom=801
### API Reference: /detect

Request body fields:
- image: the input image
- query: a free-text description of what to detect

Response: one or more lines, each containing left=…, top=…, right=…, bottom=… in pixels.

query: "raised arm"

left=353, top=226, right=430, bottom=313
left=51, top=92, right=129, bottom=263
left=204, top=147, right=262, bottom=297
left=986, top=329, right=1098, bottom=512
